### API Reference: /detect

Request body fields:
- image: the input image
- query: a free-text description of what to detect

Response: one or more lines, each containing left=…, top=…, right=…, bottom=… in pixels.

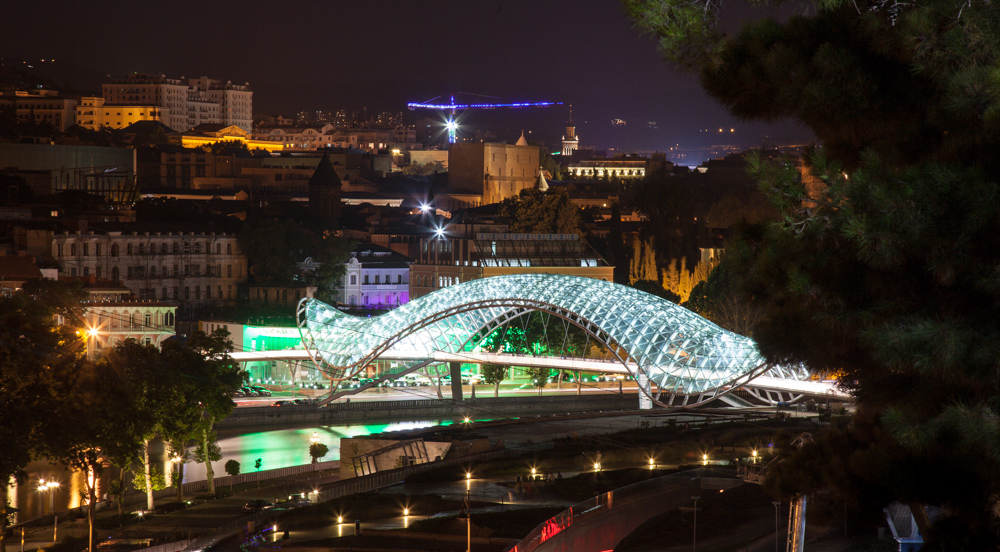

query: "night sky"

left=3, top=0, right=812, bottom=152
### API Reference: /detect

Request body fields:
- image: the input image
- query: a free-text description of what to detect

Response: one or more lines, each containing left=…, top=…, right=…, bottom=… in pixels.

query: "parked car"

left=242, top=499, right=273, bottom=513
left=250, top=386, right=272, bottom=397
left=233, top=388, right=245, bottom=397
left=271, top=401, right=287, bottom=407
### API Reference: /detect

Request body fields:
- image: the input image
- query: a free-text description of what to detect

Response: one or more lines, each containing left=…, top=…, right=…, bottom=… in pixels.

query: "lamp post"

left=86, top=327, right=99, bottom=361
left=772, top=501, right=781, bottom=552
left=691, top=495, right=700, bottom=552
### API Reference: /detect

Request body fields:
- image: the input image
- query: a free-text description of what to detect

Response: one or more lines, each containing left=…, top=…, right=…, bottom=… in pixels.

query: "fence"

left=504, top=468, right=742, bottom=552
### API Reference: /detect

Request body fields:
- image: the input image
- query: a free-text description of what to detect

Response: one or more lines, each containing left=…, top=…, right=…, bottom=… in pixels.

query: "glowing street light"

left=310, top=432, right=320, bottom=444
left=702, top=453, right=708, bottom=465
left=403, top=507, right=409, bottom=516
left=752, top=450, right=758, bottom=463
left=649, top=458, right=656, bottom=470
left=337, top=515, right=343, bottom=524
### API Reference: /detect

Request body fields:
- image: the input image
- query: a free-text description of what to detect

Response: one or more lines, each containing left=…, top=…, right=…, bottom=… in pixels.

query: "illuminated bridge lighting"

left=296, top=274, right=801, bottom=407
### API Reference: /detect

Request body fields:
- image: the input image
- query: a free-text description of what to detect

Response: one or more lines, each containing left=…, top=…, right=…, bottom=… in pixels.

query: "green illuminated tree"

left=480, top=364, right=508, bottom=397
left=309, top=443, right=330, bottom=463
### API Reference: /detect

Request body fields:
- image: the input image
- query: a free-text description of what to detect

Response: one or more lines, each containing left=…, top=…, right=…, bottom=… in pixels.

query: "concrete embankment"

left=217, top=393, right=640, bottom=428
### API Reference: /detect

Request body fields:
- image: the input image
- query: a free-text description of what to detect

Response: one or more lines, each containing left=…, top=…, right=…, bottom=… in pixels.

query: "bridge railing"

left=504, top=468, right=740, bottom=552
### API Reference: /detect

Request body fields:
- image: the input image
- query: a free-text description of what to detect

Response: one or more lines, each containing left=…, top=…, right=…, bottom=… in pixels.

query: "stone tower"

left=561, top=105, right=579, bottom=157
left=308, top=152, right=342, bottom=223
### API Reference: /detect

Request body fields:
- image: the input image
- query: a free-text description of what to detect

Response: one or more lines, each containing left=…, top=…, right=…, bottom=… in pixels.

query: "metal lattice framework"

left=297, top=274, right=792, bottom=405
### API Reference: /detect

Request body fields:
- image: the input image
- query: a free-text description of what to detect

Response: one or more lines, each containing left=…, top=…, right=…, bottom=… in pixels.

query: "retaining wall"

left=217, top=394, right=639, bottom=428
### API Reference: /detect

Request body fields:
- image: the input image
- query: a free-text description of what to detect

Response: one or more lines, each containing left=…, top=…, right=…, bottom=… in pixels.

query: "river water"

left=8, top=418, right=452, bottom=524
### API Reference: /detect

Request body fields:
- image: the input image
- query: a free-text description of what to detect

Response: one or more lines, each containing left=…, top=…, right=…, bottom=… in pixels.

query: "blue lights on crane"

left=407, top=100, right=562, bottom=110
left=409, top=94, right=561, bottom=143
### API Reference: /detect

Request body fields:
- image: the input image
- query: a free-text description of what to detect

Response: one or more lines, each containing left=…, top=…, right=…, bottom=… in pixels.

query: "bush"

left=94, top=513, right=141, bottom=529
left=47, top=535, right=88, bottom=552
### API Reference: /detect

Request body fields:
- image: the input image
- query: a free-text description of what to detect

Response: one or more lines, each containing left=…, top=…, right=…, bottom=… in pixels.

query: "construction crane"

left=407, top=92, right=561, bottom=143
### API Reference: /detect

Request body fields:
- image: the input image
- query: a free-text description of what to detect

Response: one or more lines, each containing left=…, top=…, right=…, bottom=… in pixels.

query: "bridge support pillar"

left=637, top=370, right=652, bottom=410
left=449, top=361, right=463, bottom=402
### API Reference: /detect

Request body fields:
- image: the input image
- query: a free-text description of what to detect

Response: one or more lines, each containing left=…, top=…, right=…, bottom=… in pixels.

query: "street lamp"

left=692, top=496, right=701, bottom=552
left=649, top=458, right=656, bottom=470
left=310, top=432, right=320, bottom=444
left=702, top=453, right=708, bottom=465
left=772, top=501, right=781, bottom=552
left=752, top=450, right=758, bottom=463
left=36, top=479, right=59, bottom=516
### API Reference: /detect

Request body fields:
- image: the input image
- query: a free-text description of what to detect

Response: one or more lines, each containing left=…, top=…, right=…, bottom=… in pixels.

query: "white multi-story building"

left=51, top=230, right=246, bottom=312
left=297, top=243, right=413, bottom=309
left=339, top=243, right=413, bottom=309
left=77, top=279, right=177, bottom=353
left=101, top=74, right=252, bottom=132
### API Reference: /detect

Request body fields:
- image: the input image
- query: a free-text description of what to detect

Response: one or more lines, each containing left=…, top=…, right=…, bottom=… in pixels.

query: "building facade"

left=51, top=230, right=246, bottom=312
left=566, top=157, right=647, bottom=179
left=335, top=243, right=413, bottom=309
left=0, top=90, right=78, bottom=132
left=102, top=74, right=252, bottom=132
left=449, top=142, right=541, bottom=204
left=78, top=279, right=177, bottom=353
left=409, top=230, right=612, bottom=300
left=76, top=97, right=165, bottom=130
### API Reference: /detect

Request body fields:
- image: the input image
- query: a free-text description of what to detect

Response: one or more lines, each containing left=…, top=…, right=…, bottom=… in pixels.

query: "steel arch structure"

left=297, top=273, right=800, bottom=406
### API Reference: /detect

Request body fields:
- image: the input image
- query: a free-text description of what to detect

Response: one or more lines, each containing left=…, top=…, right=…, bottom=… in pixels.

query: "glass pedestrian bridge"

left=296, top=274, right=817, bottom=407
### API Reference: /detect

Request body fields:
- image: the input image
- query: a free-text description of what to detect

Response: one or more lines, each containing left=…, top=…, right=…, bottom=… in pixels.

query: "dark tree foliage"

left=497, top=188, right=581, bottom=235
left=0, top=288, right=86, bottom=550
left=627, top=0, right=1000, bottom=546
left=238, top=218, right=309, bottom=286
left=631, top=279, right=680, bottom=304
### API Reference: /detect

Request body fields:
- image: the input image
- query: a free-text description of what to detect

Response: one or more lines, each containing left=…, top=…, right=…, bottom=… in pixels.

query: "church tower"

left=308, top=152, right=342, bottom=223
left=561, top=105, right=579, bottom=157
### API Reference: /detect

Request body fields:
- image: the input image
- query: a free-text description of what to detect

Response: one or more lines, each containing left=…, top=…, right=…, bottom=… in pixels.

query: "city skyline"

left=1, top=0, right=812, bottom=152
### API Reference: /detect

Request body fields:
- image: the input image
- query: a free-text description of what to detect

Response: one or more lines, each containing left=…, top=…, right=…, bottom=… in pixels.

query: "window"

left=70, top=244, right=77, bottom=255
left=172, top=264, right=178, bottom=277
left=83, top=244, right=89, bottom=256
left=227, top=285, right=232, bottom=299
left=173, top=243, right=179, bottom=254
left=374, top=274, right=380, bottom=284
left=96, top=244, right=102, bottom=256
left=398, top=274, right=403, bottom=284
left=184, top=287, right=190, bottom=300
left=195, top=286, right=200, bottom=300
left=161, top=244, right=167, bottom=254
left=206, top=287, right=211, bottom=300
left=227, top=243, right=232, bottom=255
left=144, top=313, right=151, bottom=326
left=96, top=266, right=102, bottom=278
left=162, top=287, right=168, bottom=300
left=363, top=274, right=369, bottom=284
left=350, top=275, right=356, bottom=285
left=127, top=266, right=133, bottom=278
left=127, top=244, right=132, bottom=255
left=215, top=244, right=221, bottom=254
left=112, top=267, right=119, bottom=282
left=150, top=266, right=156, bottom=277
left=227, top=264, right=232, bottom=277
left=138, top=244, right=145, bottom=255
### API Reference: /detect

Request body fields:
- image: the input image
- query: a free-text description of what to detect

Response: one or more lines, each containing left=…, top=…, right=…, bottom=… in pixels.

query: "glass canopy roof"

left=297, top=273, right=769, bottom=396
